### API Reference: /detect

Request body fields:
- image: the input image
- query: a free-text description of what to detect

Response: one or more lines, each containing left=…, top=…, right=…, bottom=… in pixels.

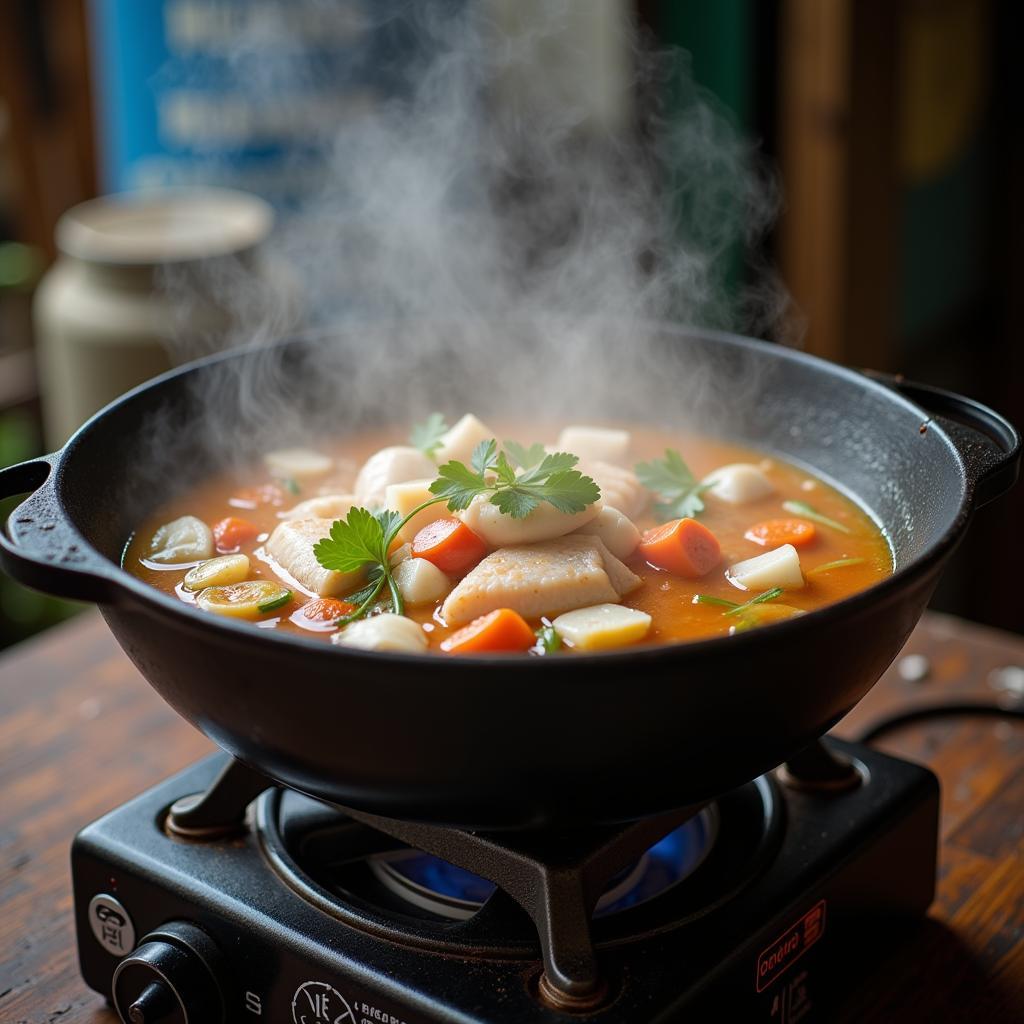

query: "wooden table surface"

left=1, top=610, right=1022, bottom=1023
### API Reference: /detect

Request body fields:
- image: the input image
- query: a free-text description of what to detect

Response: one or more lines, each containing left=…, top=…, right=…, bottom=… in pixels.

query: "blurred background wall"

left=1, top=0, right=1020, bottom=648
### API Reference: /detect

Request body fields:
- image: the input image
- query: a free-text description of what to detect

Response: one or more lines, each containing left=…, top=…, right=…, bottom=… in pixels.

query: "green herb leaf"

left=278, top=476, right=301, bottom=495
left=409, top=413, right=449, bottom=458
left=807, top=556, right=865, bottom=576
left=534, top=624, right=562, bottom=654
left=781, top=500, right=851, bottom=535
left=493, top=450, right=518, bottom=486
left=635, top=449, right=710, bottom=521
left=471, top=439, right=499, bottom=476
left=723, top=587, right=784, bottom=617
left=504, top=440, right=547, bottom=470
left=429, top=460, right=491, bottom=511
left=314, top=508, right=388, bottom=574
left=693, top=594, right=739, bottom=609
left=490, top=487, right=541, bottom=518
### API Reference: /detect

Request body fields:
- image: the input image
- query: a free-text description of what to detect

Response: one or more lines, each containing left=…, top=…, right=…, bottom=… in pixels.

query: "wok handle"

left=864, top=371, right=1021, bottom=509
left=0, top=455, right=119, bottom=603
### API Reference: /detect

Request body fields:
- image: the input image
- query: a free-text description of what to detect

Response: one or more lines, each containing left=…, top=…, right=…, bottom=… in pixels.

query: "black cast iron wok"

left=0, top=325, right=1018, bottom=829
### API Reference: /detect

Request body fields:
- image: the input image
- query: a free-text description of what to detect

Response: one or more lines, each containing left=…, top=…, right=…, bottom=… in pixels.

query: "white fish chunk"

left=280, top=494, right=356, bottom=521
left=703, top=463, right=775, bottom=505
left=441, top=535, right=641, bottom=626
left=354, top=447, right=436, bottom=508
left=434, top=414, right=494, bottom=466
left=727, top=544, right=804, bottom=592
left=266, top=518, right=365, bottom=597
left=332, top=614, right=428, bottom=653
left=557, top=426, right=631, bottom=466
left=264, top=448, right=333, bottom=480
left=580, top=460, right=648, bottom=520
left=459, top=493, right=600, bottom=547
left=573, top=506, right=640, bottom=559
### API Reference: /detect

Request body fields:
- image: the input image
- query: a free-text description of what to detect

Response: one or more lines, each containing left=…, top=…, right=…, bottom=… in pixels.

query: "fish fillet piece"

left=266, top=518, right=365, bottom=597
left=441, top=535, right=641, bottom=627
left=580, top=460, right=648, bottom=520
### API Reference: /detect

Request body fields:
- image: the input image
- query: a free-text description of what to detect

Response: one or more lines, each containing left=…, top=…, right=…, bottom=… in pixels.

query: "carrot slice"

left=212, top=516, right=260, bottom=552
left=440, top=608, right=536, bottom=654
left=301, top=597, right=356, bottom=622
left=412, top=518, right=488, bottom=574
left=639, top=518, right=721, bottom=578
left=744, top=518, right=816, bottom=548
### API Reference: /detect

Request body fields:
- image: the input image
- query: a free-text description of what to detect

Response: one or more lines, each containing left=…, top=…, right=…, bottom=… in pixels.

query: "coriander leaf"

left=531, top=470, right=600, bottom=513
left=504, top=440, right=547, bottom=470
left=490, top=487, right=541, bottom=518
left=375, top=508, right=404, bottom=549
left=314, top=507, right=387, bottom=573
left=724, top=587, right=784, bottom=616
left=429, top=460, right=489, bottom=511
left=409, top=413, right=449, bottom=458
left=471, top=439, right=498, bottom=476
left=534, top=624, right=562, bottom=654
left=493, top=450, right=518, bottom=486
left=635, top=449, right=710, bottom=521
left=516, top=451, right=578, bottom=485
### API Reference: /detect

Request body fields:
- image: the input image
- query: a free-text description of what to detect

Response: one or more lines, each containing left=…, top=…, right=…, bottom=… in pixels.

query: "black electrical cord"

left=856, top=700, right=1024, bottom=744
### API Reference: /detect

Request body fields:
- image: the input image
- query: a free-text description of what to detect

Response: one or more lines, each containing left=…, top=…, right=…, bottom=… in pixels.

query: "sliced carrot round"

left=412, top=517, right=488, bottom=574
left=639, top=518, right=721, bottom=578
left=440, top=608, right=536, bottom=654
left=744, top=518, right=816, bottom=548
left=301, top=597, right=356, bottom=622
left=212, top=516, right=260, bottom=552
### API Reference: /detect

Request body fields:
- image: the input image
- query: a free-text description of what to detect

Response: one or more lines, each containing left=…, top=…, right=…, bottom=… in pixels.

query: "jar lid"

left=56, top=187, right=274, bottom=266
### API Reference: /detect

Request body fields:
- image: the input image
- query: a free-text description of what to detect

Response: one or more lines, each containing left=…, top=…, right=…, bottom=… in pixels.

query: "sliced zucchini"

left=183, top=554, right=250, bottom=592
left=196, top=581, right=293, bottom=619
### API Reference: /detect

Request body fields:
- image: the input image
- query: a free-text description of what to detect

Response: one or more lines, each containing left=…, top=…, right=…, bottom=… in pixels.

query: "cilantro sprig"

left=314, top=438, right=601, bottom=626
left=635, top=449, right=710, bottom=521
left=409, top=413, right=449, bottom=459
left=429, top=440, right=600, bottom=519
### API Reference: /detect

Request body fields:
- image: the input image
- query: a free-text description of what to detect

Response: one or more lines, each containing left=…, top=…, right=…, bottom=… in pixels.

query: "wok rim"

left=48, top=324, right=973, bottom=670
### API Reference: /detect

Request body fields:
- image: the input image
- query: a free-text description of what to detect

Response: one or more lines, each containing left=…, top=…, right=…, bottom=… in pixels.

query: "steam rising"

left=158, top=2, right=789, bottom=466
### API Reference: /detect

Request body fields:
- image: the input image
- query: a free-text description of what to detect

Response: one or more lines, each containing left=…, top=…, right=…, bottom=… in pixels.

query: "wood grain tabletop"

left=1, top=610, right=1022, bottom=1023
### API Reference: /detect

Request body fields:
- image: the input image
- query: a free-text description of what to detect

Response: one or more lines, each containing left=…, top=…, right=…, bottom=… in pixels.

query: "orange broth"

left=124, top=424, right=892, bottom=652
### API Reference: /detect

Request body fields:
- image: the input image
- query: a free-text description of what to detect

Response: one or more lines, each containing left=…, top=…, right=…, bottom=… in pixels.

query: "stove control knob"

left=111, top=921, right=225, bottom=1024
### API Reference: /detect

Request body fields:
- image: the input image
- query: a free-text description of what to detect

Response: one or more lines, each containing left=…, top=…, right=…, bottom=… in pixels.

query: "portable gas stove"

left=72, top=737, right=937, bottom=1023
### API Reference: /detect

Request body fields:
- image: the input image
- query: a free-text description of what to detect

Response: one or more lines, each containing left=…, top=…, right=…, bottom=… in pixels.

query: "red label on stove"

left=755, top=900, right=827, bottom=993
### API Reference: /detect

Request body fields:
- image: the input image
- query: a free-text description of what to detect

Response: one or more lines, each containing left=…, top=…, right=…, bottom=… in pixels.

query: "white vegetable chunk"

left=459, top=493, right=600, bottom=547
left=281, top=494, right=356, bottom=521
left=579, top=461, right=648, bottom=520
left=553, top=603, right=651, bottom=651
left=556, top=426, right=631, bottom=466
left=266, top=518, right=365, bottom=597
left=264, top=448, right=333, bottom=481
left=703, top=463, right=775, bottom=505
left=354, top=447, right=436, bottom=508
left=183, top=554, right=250, bottom=592
left=332, top=614, right=428, bottom=653
left=434, top=414, right=494, bottom=466
left=393, top=558, right=451, bottom=607
left=441, top=536, right=641, bottom=626
left=385, top=479, right=443, bottom=542
left=727, top=544, right=805, bottom=592
left=573, top=506, right=640, bottom=559
left=147, top=516, right=214, bottom=564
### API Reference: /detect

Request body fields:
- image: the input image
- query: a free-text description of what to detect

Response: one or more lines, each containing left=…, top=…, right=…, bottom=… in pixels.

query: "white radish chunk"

left=553, top=603, right=652, bottom=651
left=264, top=448, right=333, bottom=481
left=580, top=460, right=648, bottom=520
left=557, top=426, right=631, bottom=466
left=266, top=518, right=366, bottom=597
left=148, top=516, right=214, bottom=565
left=354, top=447, right=436, bottom=508
left=183, top=554, right=250, bottom=592
left=434, top=414, right=494, bottom=466
left=573, top=506, right=640, bottom=559
left=459, top=493, right=601, bottom=547
left=727, top=544, right=804, bottom=592
left=385, top=479, right=442, bottom=542
left=196, top=580, right=291, bottom=619
left=393, top=558, right=451, bottom=607
left=281, top=494, right=356, bottom=521
left=332, top=614, right=428, bottom=653
left=703, top=463, right=775, bottom=505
